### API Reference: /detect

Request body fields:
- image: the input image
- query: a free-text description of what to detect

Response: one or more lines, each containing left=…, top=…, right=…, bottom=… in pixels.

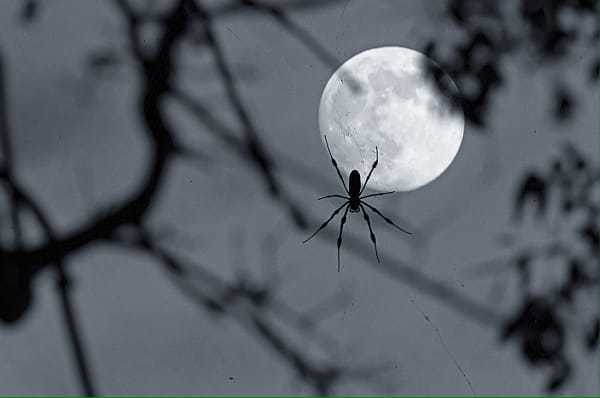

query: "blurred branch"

left=171, top=88, right=501, bottom=325
left=212, top=0, right=366, bottom=91
left=0, top=0, right=502, bottom=340
left=0, top=52, right=96, bottom=395
left=211, top=0, right=344, bottom=19
left=312, top=218, right=505, bottom=325
left=54, top=261, right=97, bottom=397
left=0, top=52, right=22, bottom=248
left=233, top=0, right=341, bottom=69
left=6, top=0, right=593, bottom=394
left=187, top=0, right=309, bottom=229
left=120, top=227, right=388, bottom=395
left=0, top=0, right=186, bottom=269
left=2, top=2, right=356, bottom=393
left=0, top=167, right=97, bottom=396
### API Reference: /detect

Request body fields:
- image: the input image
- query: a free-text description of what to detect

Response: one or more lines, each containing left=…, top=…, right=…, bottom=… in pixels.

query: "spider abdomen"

left=348, top=170, right=361, bottom=196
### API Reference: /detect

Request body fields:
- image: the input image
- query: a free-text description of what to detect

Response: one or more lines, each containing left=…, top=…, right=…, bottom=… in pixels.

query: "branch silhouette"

left=0, top=53, right=97, bottom=395
left=117, top=227, right=391, bottom=396
left=0, top=1, right=395, bottom=394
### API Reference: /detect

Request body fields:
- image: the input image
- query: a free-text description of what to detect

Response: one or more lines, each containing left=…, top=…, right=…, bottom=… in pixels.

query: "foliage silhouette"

left=421, top=3, right=599, bottom=389
left=424, top=0, right=598, bottom=127
left=498, top=143, right=598, bottom=391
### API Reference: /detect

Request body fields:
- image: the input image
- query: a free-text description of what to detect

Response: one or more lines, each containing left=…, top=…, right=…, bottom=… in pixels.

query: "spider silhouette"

left=303, top=136, right=412, bottom=271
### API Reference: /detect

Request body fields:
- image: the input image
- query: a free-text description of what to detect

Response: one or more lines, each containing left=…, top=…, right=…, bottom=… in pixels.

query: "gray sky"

left=0, top=0, right=598, bottom=396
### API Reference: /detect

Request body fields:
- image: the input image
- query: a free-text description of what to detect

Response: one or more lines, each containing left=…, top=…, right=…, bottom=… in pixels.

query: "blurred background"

left=0, top=0, right=597, bottom=395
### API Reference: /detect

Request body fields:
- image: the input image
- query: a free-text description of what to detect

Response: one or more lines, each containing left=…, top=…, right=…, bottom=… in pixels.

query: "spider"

left=303, top=136, right=411, bottom=271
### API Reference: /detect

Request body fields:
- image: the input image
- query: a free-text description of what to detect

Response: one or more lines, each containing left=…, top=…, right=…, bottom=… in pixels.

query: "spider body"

left=304, top=136, right=411, bottom=271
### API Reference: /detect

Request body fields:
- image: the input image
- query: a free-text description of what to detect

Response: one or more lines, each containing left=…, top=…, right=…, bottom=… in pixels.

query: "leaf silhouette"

left=20, top=0, right=38, bottom=25
left=514, top=172, right=547, bottom=219
left=554, top=87, right=573, bottom=121
left=580, top=221, right=599, bottom=254
left=586, top=317, right=599, bottom=350
left=546, top=361, right=570, bottom=392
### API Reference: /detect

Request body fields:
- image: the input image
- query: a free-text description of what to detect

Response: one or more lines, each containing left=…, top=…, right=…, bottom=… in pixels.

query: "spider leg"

left=303, top=202, right=349, bottom=243
left=360, top=191, right=395, bottom=199
left=336, top=205, right=351, bottom=272
left=360, top=201, right=412, bottom=234
left=324, top=136, right=349, bottom=194
left=318, top=194, right=349, bottom=200
left=359, top=204, right=380, bottom=263
left=359, top=146, right=378, bottom=195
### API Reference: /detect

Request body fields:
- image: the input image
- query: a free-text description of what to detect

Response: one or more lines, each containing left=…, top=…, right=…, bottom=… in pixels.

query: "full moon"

left=318, top=46, right=464, bottom=192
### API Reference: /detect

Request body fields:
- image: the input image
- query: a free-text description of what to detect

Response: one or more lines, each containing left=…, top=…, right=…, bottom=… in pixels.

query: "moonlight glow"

left=318, top=46, right=464, bottom=192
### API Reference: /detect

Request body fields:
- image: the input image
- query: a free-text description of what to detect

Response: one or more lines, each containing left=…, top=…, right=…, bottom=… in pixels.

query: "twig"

left=0, top=51, right=23, bottom=247
left=54, top=262, right=97, bottom=396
